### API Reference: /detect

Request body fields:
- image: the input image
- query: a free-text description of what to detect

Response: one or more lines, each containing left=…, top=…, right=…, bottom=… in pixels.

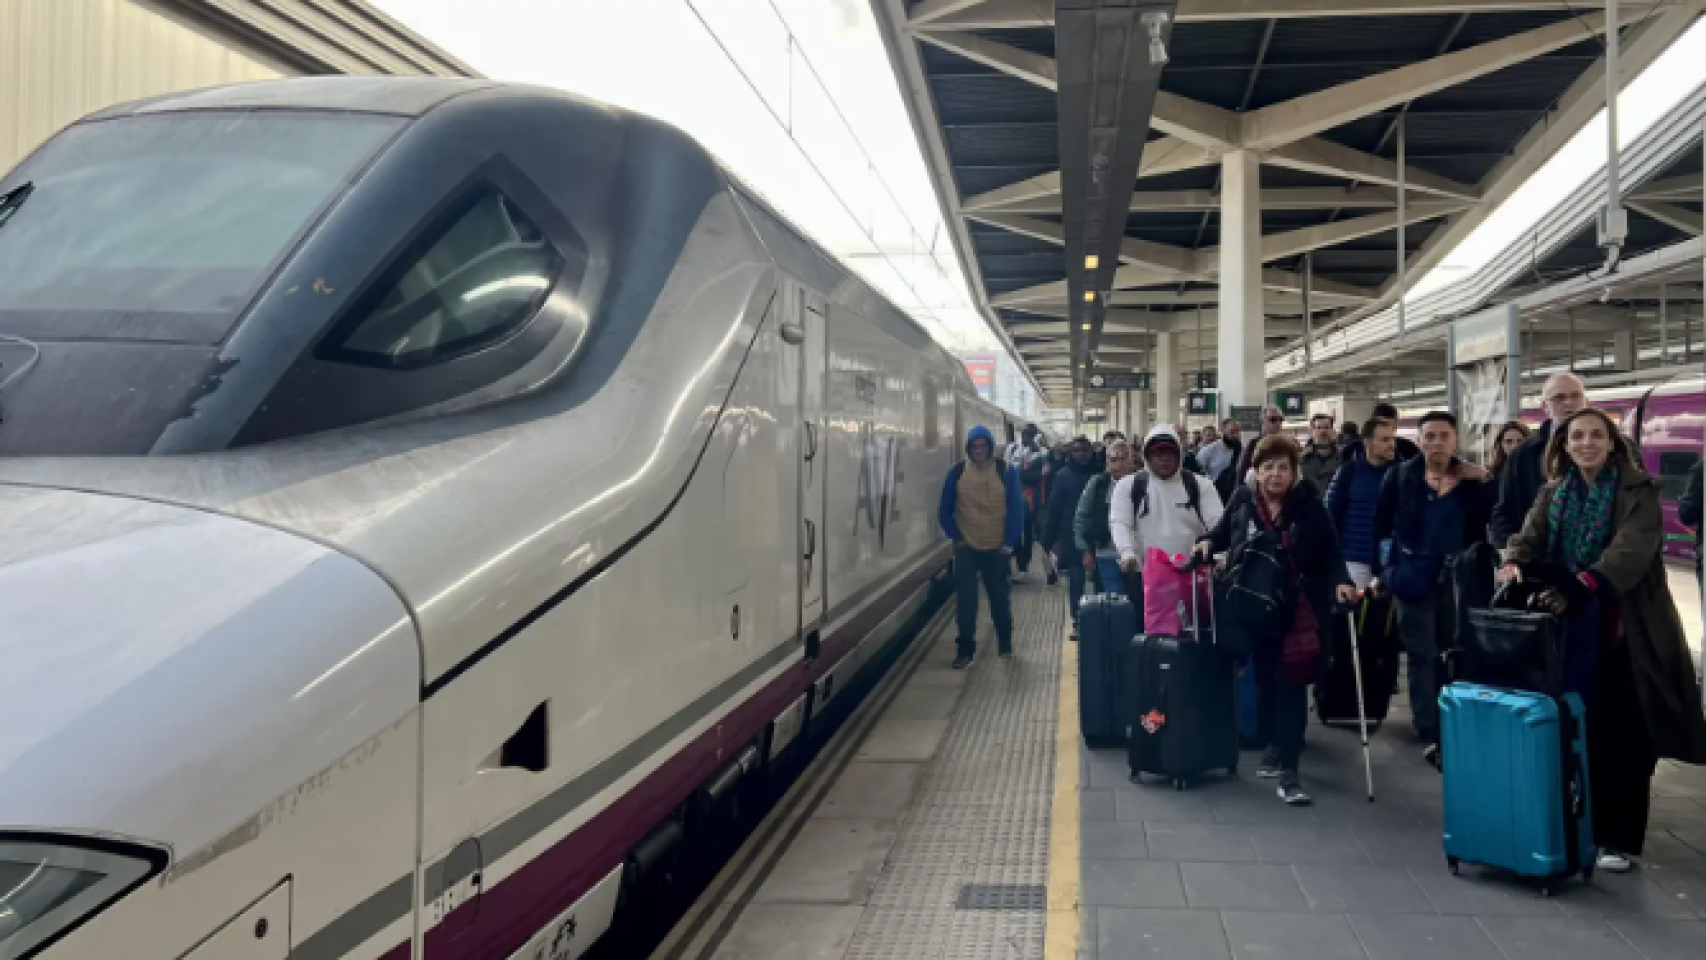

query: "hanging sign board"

left=1277, top=391, right=1307, bottom=417
left=1450, top=304, right=1519, bottom=366
left=1089, top=371, right=1150, bottom=390
left=1230, top=405, right=1263, bottom=433
left=1187, top=392, right=1217, bottom=415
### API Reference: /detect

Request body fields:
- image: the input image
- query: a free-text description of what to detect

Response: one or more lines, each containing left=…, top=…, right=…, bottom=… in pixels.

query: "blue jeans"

left=955, top=546, right=1013, bottom=658
left=1060, top=546, right=1086, bottom=625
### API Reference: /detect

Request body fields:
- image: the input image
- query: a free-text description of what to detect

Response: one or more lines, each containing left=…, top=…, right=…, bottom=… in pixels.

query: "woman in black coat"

left=1197, top=436, right=1357, bottom=805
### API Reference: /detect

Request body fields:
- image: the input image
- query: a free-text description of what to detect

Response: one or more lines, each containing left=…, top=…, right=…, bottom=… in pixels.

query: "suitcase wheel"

left=1446, top=856, right=1460, bottom=876
left=1173, top=778, right=1186, bottom=791
left=1539, top=883, right=1554, bottom=899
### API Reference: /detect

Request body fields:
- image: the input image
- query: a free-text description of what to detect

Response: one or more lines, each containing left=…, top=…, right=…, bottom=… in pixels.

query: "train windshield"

left=0, top=110, right=401, bottom=342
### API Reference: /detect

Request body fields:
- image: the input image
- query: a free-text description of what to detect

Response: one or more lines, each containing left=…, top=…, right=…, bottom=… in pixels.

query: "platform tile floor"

left=704, top=574, right=1066, bottom=960
left=1079, top=628, right=1706, bottom=960
left=694, top=566, right=1706, bottom=960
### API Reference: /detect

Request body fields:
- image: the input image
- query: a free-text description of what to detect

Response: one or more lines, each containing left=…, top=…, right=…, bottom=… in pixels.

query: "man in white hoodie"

left=1111, top=426, right=1227, bottom=585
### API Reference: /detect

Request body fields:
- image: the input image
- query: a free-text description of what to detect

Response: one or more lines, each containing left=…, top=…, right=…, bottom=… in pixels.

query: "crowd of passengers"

left=939, top=372, right=1706, bottom=875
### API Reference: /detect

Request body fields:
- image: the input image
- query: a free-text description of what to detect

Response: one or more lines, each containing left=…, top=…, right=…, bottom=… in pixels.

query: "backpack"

left=1212, top=504, right=1294, bottom=653
left=1021, top=450, right=1048, bottom=488
left=1130, top=469, right=1207, bottom=530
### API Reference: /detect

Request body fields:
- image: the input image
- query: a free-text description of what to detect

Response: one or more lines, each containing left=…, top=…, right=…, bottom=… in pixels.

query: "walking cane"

left=1344, top=595, right=1376, bottom=802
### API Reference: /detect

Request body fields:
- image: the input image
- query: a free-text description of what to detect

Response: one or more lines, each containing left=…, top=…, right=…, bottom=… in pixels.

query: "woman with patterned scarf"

left=1501, top=408, right=1706, bottom=874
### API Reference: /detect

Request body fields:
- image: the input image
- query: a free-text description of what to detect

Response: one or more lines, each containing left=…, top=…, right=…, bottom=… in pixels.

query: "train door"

left=799, top=289, right=829, bottom=647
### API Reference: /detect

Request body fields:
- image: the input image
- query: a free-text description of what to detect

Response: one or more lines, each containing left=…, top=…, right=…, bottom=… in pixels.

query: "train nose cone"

left=0, top=485, right=417, bottom=858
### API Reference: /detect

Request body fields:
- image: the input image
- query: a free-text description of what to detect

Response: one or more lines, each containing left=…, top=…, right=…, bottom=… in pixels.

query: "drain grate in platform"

left=954, top=883, right=1046, bottom=912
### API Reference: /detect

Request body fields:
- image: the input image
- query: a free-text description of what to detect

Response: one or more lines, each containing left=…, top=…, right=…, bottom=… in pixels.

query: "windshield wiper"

left=0, top=181, right=33, bottom=231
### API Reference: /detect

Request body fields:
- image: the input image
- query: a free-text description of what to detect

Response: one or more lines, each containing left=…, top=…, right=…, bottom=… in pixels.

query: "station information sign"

left=1230, top=405, right=1263, bottom=433
left=1089, top=371, right=1150, bottom=390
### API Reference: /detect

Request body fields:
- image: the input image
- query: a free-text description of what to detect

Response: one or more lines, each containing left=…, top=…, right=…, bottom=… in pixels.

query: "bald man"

left=1491, top=372, right=1587, bottom=546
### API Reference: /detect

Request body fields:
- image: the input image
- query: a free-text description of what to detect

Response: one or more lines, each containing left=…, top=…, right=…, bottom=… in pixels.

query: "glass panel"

left=0, top=112, right=400, bottom=334
left=0, top=841, right=152, bottom=960
left=328, top=189, right=569, bottom=369
left=1658, top=451, right=1700, bottom=502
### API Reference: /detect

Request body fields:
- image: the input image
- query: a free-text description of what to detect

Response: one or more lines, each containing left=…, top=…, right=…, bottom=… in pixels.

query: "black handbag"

left=1462, top=582, right=1565, bottom=694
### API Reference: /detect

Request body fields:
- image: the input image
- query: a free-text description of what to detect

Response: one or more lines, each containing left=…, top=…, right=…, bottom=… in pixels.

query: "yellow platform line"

left=1045, top=625, right=1081, bottom=960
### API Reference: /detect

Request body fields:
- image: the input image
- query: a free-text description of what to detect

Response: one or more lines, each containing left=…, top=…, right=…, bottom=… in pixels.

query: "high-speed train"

left=0, top=78, right=1010, bottom=960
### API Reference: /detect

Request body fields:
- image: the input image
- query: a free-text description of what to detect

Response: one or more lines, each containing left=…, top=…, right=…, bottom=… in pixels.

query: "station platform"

left=656, top=573, right=1706, bottom=960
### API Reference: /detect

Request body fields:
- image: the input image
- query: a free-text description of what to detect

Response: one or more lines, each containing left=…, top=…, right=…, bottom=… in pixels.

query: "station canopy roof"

left=875, top=0, right=1705, bottom=407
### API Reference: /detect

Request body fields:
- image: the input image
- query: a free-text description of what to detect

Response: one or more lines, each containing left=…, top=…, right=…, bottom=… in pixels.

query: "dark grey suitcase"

left=1126, top=563, right=1238, bottom=788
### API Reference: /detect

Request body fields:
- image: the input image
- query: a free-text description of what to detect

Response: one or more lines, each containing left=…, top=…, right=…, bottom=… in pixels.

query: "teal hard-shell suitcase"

left=1440, top=682, right=1595, bottom=893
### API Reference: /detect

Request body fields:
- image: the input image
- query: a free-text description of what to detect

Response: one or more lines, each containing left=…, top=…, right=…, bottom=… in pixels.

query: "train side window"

left=1657, top=451, right=1700, bottom=501
left=923, top=377, right=940, bottom=449
left=322, top=187, right=582, bottom=370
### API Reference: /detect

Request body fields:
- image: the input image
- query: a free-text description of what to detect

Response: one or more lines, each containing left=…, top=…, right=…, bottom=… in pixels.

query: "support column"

left=1340, top=395, right=1378, bottom=428
left=1132, top=389, right=1149, bottom=437
left=1156, top=332, right=1179, bottom=429
left=1218, top=150, right=1266, bottom=408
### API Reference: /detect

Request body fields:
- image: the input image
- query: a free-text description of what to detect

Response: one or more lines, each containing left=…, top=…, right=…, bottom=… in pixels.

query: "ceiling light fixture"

left=1085, top=255, right=1099, bottom=269
left=1083, top=291, right=1096, bottom=302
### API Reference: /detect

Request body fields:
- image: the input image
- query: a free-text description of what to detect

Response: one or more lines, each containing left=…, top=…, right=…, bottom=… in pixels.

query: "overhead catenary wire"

left=682, top=0, right=976, bottom=353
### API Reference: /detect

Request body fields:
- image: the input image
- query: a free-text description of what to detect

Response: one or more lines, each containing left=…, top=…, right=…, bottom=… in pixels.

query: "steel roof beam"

left=909, top=0, right=995, bottom=25
left=1264, top=137, right=1477, bottom=199
left=913, top=0, right=1589, bottom=30
left=1632, top=172, right=1703, bottom=200
left=991, top=264, right=1183, bottom=306
left=968, top=211, right=1202, bottom=277
left=1240, top=14, right=1617, bottom=150
left=1242, top=202, right=1470, bottom=261
left=972, top=205, right=1448, bottom=282
left=922, top=31, right=1479, bottom=200
left=1153, top=92, right=1243, bottom=150
left=1176, top=0, right=1585, bottom=18
left=983, top=185, right=1410, bottom=214
left=1280, top=3, right=1702, bottom=354
left=1626, top=199, right=1704, bottom=236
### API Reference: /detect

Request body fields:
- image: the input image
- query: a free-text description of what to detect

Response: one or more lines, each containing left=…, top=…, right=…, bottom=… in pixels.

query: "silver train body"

left=0, top=78, right=1020, bottom=960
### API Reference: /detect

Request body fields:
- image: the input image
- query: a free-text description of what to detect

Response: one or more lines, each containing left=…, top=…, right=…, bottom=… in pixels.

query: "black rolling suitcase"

left=1127, top=560, right=1239, bottom=788
left=1079, top=593, right=1138, bottom=747
left=1314, top=593, right=1399, bottom=731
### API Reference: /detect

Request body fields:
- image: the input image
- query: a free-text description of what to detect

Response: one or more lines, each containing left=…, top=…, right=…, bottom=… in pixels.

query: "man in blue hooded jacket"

left=939, top=425, right=1025, bottom=667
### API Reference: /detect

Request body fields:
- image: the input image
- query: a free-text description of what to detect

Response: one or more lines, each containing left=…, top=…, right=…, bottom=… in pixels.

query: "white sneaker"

left=1596, top=850, right=1633, bottom=873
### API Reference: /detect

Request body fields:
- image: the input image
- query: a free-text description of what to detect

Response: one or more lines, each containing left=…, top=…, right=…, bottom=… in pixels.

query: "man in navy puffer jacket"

left=1325, top=416, right=1400, bottom=588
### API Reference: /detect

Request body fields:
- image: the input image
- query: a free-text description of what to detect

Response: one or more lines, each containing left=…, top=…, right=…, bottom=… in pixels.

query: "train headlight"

left=0, top=838, right=159, bottom=959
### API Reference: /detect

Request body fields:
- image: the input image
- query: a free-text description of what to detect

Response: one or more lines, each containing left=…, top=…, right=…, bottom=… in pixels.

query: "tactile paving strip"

left=844, top=580, right=1066, bottom=960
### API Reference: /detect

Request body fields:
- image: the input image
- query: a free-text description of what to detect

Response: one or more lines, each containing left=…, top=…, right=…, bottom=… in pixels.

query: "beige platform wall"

left=0, top=0, right=281, bottom=173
